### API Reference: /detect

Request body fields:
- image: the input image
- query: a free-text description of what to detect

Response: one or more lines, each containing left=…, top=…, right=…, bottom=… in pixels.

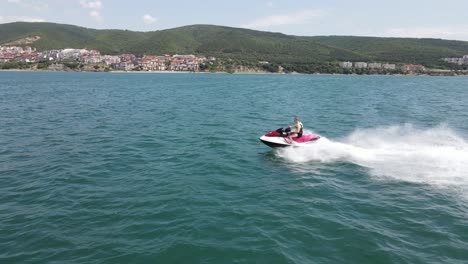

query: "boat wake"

left=277, top=124, right=468, bottom=190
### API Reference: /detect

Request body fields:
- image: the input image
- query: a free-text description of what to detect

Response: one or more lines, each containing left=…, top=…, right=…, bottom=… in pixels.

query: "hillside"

left=0, top=22, right=150, bottom=54
left=1, top=22, right=468, bottom=67
left=309, top=36, right=468, bottom=67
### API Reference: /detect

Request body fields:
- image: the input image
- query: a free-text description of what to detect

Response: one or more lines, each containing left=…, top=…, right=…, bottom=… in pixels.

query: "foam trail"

left=277, top=124, right=468, bottom=189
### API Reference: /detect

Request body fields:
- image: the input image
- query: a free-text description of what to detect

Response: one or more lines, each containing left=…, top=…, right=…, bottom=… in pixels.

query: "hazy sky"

left=2, top=0, right=468, bottom=41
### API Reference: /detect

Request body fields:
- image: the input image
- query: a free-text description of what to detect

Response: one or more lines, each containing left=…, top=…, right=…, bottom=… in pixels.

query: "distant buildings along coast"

left=442, top=55, right=468, bottom=66
left=339, top=61, right=429, bottom=73
left=1, top=43, right=467, bottom=74
left=0, top=45, right=215, bottom=72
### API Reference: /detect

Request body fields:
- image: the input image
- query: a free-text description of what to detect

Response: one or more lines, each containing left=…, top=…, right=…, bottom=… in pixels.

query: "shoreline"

left=1, top=68, right=467, bottom=77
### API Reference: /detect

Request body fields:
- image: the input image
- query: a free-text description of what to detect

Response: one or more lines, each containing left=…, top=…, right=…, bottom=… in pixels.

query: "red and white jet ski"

left=259, top=127, right=320, bottom=148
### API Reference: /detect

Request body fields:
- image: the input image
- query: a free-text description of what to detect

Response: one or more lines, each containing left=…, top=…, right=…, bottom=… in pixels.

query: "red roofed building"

left=120, top=54, right=136, bottom=63
left=0, top=54, right=15, bottom=62
left=401, top=64, right=426, bottom=73
left=170, top=54, right=199, bottom=71
left=17, top=53, right=38, bottom=63
left=139, top=55, right=168, bottom=71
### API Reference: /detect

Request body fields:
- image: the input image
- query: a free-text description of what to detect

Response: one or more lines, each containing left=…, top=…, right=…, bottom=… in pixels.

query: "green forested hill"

left=308, top=36, right=468, bottom=67
left=1, top=22, right=468, bottom=67
left=0, top=22, right=150, bottom=54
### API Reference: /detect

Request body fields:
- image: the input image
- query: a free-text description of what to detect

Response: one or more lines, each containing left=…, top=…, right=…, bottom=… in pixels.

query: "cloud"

left=6, top=0, right=48, bottom=11
left=242, top=9, right=327, bottom=29
left=142, top=14, right=157, bottom=25
left=89, top=10, right=102, bottom=22
left=79, top=0, right=103, bottom=22
left=0, top=15, right=45, bottom=23
left=382, top=26, right=468, bottom=41
left=267, top=1, right=274, bottom=7
left=79, top=0, right=102, bottom=9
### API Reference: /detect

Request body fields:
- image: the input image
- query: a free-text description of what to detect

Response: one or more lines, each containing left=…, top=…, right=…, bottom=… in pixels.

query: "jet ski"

left=259, top=127, right=320, bottom=148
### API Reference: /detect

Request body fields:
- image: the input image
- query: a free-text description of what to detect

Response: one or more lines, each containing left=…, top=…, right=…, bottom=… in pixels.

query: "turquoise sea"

left=1, top=72, right=467, bottom=263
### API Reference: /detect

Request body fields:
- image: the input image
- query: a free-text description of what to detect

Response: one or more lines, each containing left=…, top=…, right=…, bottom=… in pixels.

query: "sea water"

left=1, top=72, right=467, bottom=263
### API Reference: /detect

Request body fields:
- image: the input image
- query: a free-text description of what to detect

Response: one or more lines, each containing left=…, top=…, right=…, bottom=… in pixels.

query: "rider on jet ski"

left=287, top=116, right=303, bottom=142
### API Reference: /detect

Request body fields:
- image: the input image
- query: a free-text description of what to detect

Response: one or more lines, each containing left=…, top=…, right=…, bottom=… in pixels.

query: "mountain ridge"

left=1, top=22, right=468, bottom=67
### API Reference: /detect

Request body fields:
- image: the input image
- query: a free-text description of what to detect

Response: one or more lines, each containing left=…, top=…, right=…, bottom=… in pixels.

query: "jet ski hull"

left=259, top=134, right=320, bottom=148
left=259, top=136, right=291, bottom=148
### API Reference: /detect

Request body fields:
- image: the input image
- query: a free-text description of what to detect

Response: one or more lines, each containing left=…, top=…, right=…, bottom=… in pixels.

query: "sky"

left=2, top=0, right=468, bottom=41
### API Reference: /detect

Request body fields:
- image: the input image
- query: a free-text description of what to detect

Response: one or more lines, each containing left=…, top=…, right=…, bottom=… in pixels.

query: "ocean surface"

left=1, top=72, right=467, bottom=263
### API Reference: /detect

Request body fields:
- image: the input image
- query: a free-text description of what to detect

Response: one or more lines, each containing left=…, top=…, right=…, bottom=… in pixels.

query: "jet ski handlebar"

left=275, top=127, right=292, bottom=137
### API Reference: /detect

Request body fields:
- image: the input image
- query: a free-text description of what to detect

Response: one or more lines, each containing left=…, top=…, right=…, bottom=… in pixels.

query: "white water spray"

left=277, top=124, right=468, bottom=188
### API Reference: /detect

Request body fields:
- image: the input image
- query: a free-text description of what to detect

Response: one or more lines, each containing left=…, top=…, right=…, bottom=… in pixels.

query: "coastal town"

left=1, top=43, right=467, bottom=75
left=0, top=44, right=215, bottom=72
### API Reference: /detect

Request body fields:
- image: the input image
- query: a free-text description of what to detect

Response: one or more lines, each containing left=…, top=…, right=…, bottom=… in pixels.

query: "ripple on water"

left=1, top=73, right=468, bottom=263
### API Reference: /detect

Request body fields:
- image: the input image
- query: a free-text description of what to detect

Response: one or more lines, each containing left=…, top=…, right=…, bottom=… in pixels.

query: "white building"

left=443, top=56, right=468, bottom=65
left=382, top=63, right=396, bottom=70
left=61, top=49, right=82, bottom=60
left=368, top=63, right=382, bottom=69
left=80, top=56, right=102, bottom=64
left=102, top=55, right=121, bottom=65
left=339, top=61, right=353, bottom=68
left=354, top=62, right=368, bottom=68
left=38, top=50, right=61, bottom=61
left=113, top=61, right=134, bottom=71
